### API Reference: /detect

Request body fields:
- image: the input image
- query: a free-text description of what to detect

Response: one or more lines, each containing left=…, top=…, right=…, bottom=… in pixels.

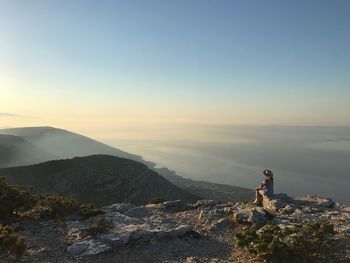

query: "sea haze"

left=107, top=125, right=350, bottom=202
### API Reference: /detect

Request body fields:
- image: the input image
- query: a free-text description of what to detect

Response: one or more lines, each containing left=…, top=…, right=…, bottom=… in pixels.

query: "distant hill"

left=0, top=126, right=253, bottom=202
left=0, top=155, right=198, bottom=206
left=0, top=134, right=56, bottom=168
left=0, top=126, right=151, bottom=166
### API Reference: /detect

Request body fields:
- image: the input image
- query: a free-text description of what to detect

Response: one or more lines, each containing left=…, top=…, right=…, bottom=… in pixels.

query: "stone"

left=198, top=208, right=224, bottom=223
left=124, top=207, right=152, bottom=218
left=262, top=193, right=290, bottom=212
left=223, top=206, right=235, bottom=214
left=67, top=241, right=90, bottom=255
left=233, top=207, right=269, bottom=225
left=156, top=225, right=193, bottom=239
left=280, top=204, right=295, bottom=214
left=67, top=240, right=111, bottom=256
left=211, top=217, right=234, bottom=231
left=105, top=203, right=135, bottom=213
left=99, top=231, right=131, bottom=246
left=104, top=212, right=141, bottom=227
left=293, top=195, right=335, bottom=209
left=81, top=241, right=111, bottom=256
left=130, top=228, right=155, bottom=241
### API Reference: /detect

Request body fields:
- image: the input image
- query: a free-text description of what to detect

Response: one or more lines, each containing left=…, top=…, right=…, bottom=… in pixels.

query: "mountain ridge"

left=0, top=154, right=198, bottom=206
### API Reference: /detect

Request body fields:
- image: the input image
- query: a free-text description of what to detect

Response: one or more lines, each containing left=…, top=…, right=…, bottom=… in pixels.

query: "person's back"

left=253, top=169, right=274, bottom=205
left=263, top=177, right=274, bottom=197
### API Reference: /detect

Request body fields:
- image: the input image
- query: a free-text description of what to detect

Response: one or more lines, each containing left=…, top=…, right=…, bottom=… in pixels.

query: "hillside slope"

left=0, top=155, right=198, bottom=206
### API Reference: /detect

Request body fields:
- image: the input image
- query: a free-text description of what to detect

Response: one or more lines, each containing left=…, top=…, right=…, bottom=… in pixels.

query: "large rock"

left=262, top=193, right=290, bottom=212
left=233, top=207, right=270, bottom=225
left=293, top=195, right=335, bottom=209
left=261, top=193, right=335, bottom=213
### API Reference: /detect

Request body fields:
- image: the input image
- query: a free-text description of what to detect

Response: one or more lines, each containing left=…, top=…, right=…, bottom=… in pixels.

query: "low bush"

left=0, top=177, right=37, bottom=220
left=40, top=194, right=102, bottom=219
left=0, top=224, right=26, bottom=261
left=235, top=220, right=340, bottom=263
left=78, top=203, right=102, bottom=218
left=84, top=217, right=113, bottom=236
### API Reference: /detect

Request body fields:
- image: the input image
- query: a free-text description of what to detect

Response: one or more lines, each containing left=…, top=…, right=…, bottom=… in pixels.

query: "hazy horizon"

left=103, top=125, right=350, bottom=202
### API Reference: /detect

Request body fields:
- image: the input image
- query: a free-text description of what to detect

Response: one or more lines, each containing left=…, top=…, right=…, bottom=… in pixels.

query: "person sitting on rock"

left=253, top=169, right=274, bottom=205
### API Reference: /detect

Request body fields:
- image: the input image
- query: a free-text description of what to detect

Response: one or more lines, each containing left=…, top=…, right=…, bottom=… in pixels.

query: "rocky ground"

left=5, top=195, right=350, bottom=263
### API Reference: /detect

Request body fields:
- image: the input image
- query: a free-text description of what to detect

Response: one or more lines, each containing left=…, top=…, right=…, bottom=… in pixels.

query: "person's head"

left=263, top=169, right=273, bottom=179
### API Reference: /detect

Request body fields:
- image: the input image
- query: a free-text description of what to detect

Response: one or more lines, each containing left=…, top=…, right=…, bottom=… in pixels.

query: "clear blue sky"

left=0, top=0, right=349, bottom=134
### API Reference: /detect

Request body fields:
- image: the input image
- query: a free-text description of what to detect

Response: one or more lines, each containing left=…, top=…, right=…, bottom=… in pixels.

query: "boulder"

left=293, top=195, right=335, bottom=209
left=233, top=207, right=270, bottom=225
left=262, top=193, right=290, bottom=212
left=210, top=217, right=234, bottom=231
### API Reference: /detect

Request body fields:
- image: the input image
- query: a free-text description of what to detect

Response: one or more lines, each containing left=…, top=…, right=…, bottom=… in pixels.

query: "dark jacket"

left=259, top=177, right=274, bottom=196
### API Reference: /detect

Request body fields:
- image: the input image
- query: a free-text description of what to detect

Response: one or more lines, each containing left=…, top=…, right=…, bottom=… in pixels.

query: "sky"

left=0, top=0, right=349, bottom=140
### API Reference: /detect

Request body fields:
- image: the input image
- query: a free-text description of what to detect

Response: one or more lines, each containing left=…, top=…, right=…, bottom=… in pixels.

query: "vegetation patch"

left=235, top=220, right=344, bottom=263
left=40, top=194, right=102, bottom=219
left=84, top=217, right=113, bottom=236
left=0, top=224, right=26, bottom=261
left=0, top=177, right=37, bottom=220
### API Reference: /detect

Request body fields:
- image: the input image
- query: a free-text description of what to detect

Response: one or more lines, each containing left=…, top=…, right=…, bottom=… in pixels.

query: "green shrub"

left=41, top=194, right=80, bottom=217
left=0, top=177, right=37, bottom=220
left=40, top=194, right=101, bottom=219
left=148, top=196, right=168, bottom=204
left=84, top=217, right=113, bottom=236
left=235, top=220, right=340, bottom=263
left=0, top=178, right=100, bottom=221
left=78, top=203, right=102, bottom=218
left=0, top=224, right=26, bottom=260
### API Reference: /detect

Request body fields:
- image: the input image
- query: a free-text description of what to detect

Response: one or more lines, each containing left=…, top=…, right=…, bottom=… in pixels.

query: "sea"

left=107, top=125, right=350, bottom=203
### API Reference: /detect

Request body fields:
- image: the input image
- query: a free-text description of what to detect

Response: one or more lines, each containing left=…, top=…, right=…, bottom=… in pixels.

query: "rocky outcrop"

left=261, top=193, right=335, bottom=213
left=8, top=195, right=350, bottom=262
